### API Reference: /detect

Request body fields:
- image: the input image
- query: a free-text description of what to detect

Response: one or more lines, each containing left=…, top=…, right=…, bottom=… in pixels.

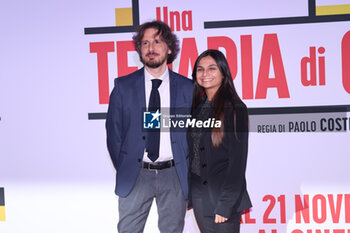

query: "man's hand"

left=215, top=214, right=228, bottom=223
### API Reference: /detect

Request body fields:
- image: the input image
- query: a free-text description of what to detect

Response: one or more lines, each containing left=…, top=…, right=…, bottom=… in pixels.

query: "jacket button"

left=203, top=181, right=208, bottom=185
left=142, top=136, right=146, bottom=140
left=202, top=163, right=207, bottom=168
left=200, top=147, right=205, bottom=151
left=138, top=158, right=141, bottom=162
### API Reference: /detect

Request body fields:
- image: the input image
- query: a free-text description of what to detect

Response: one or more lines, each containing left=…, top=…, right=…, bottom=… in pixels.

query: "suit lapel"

left=169, top=69, right=177, bottom=115
left=135, top=67, right=146, bottom=109
left=169, top=69, right=177, bottom=144
left=134, top=68, right=146, bottom=138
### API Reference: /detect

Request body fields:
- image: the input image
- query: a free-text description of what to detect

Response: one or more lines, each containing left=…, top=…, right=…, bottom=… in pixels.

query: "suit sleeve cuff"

left=214, top=204, right=232, bottom=219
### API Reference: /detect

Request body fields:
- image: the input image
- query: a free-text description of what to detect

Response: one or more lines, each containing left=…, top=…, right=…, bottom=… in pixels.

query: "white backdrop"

left=1, top=0, right=350, bottom=232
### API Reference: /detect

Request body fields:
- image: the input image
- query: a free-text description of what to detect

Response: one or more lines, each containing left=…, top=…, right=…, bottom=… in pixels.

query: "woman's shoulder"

left=235, top=102, right=248, bottom=117
left=224, top=100, right=247, bottom=113
left=223, top=100, right=248, bottom=128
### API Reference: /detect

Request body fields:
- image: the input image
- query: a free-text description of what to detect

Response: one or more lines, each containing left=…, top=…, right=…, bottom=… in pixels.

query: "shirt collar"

left=144, top=66, right=169, bottom=83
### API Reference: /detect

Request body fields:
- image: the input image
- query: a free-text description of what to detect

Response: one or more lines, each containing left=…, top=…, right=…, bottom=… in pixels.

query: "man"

left=106, top=20, right=193, bottom=233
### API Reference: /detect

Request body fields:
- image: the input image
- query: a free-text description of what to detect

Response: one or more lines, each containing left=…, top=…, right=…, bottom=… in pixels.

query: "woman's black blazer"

left=188, top=101, right=252, bottom=218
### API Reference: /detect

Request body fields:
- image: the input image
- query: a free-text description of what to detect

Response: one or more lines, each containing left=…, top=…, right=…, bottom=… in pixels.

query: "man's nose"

left=148, top=41, right=155, bottom=51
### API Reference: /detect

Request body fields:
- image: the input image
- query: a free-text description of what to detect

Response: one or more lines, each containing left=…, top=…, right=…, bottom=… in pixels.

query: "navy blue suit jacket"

left=106, top=67, right=193, bottom=199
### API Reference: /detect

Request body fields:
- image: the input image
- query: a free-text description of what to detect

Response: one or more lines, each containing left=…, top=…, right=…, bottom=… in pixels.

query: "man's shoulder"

left=114, top=68, right=144, bottom=86
left=169, top=70, right=193, bottom=86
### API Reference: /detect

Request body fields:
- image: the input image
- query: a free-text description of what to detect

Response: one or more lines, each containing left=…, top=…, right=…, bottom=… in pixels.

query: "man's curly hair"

left=132, top=20, right=180, bottom=64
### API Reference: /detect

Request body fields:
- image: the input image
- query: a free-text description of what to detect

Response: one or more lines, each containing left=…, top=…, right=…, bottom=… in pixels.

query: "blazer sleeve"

left=214, top=103, right=249, bottom=217
left=105, top=78, right=123, bottom=170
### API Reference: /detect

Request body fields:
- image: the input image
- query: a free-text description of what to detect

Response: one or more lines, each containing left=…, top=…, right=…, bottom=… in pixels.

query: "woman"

left=188, top=49, right=252, bottom=233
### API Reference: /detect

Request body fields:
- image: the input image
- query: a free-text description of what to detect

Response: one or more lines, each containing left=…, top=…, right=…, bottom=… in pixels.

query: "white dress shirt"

left=143, top=67, right=173, bottom=162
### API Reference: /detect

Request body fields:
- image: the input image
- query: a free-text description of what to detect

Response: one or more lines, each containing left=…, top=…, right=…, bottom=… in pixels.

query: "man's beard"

left=145, top=60, right=163, bottom=68
left=142, top=53, right=167, bottom=68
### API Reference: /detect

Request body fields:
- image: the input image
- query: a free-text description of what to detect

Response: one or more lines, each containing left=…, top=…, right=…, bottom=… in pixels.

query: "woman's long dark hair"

left=192, top=49, right=243, bottom=147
